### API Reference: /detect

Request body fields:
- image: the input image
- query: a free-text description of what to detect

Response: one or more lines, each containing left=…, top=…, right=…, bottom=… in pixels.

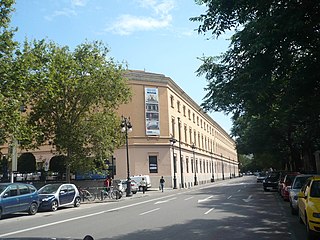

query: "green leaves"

left=193, top=0, right=320, bottom=170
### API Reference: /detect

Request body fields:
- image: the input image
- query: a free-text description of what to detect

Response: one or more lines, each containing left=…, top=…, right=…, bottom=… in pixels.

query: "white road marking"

left=198, top=196, right=213, bottom=203
left=204, top=208, right=215, bottom=215
left=139, top=208, right=160, bottom=216
left=184, top=196, right=194, bottom=201
left=154, top=197, right=177, bottom=204
left=242, top=195, right=253, bottom=203
left=227, top=195, right=232, bottom=199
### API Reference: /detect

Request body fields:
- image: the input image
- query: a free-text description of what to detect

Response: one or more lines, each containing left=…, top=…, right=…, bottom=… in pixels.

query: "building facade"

left=0, top=70, right=238, bottom=187
left=114, top=70, right=238, bottom=188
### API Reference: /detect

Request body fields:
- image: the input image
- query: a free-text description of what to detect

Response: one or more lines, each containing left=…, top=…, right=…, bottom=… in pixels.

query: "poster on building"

left=145, top=87, right=160, bottom=135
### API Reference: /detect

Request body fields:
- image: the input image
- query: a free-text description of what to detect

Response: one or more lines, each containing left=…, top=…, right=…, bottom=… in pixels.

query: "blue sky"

left=11, top=0, right=233, bottom=133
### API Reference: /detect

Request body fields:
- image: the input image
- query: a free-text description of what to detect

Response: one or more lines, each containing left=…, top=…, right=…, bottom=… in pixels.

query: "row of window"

left=147, top=155, right=236, bottom=175
left=170, top=117, right=235, bottom=159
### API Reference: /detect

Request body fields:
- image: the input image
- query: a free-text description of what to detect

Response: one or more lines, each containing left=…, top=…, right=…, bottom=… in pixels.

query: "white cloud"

left=108, top=14, right=172, bottom=35
left=107, top=0, right=175, bottom=35
left=45, top=8, right=77, bottom=21
left=71, top=0, right=87, bottom=7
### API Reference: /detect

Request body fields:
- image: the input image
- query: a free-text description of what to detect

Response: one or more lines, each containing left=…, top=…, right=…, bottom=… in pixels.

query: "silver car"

left=289, top=174, right=313, bottom=214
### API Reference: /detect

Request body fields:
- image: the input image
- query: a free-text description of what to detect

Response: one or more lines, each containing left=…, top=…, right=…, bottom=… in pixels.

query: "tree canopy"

left=191, top=0, right=320, bottom=171
left=0, top=0, right=132, bottom=180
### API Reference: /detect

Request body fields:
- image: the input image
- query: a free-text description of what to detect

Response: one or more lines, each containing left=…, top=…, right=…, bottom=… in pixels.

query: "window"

left=19, top=185, right=30, bottom=195
left=197, top=116, right=199, bottom=125
left=170, top=95, right=174, bottom=108
left=183, top=105, right=186, bottom=116
left=193, top=113, right=195, bottom=123
left=171, top=118, right=175, bottom=137
left=191, top=159, right=194, bottom=173
left=189, top=128, right=192, bottom=145
left=177, top=101, right=181, bottom=112
left=8, top=185, right=18, bottom=197
left=149, top=155, right=158, bottom=173
left=186, top=157, right=189, bottom=173
left=184, top=125, right=187, bottom=143
left=188, top=109, right=191, bottom=120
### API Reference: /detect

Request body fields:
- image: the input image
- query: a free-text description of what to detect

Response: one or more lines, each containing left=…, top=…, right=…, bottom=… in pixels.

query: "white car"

left=289, top=174, right=313, bottom=214
left=38, top=183, right=81, bottom=211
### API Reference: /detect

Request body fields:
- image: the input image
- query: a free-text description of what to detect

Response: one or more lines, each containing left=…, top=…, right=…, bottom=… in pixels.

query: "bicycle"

left=97, top=187, right=122, bottom=201
left=79, top=187, right=96, bottom=202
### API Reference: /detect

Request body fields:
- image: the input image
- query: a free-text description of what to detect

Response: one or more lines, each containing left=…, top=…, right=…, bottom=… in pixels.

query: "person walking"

left=140, top=178, right=147, bottom=194
left=159, top=176, right=165, bottom=192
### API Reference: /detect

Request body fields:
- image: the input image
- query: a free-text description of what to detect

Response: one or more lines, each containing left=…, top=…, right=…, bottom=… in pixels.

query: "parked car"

left=0, top=182, right=39, bottom=219
left=256, top=172, right=267, bottom=183
left=280, top=172, right=300, bottom=201
left=117, top=179, right=139, bottom=194
left=38, top=183, right=81, bottom=211
left=297, top=176, right=320, bottom=239
left=263, top=171, right=281, bottom=191
left=289, top=174, right=314, bottom=214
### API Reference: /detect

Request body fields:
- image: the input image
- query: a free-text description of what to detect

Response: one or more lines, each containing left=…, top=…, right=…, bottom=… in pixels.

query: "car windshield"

left=38, top=184, right=60, bottom=194
left=292, top=176, right=310, bottom=189
left=0, top=184, right=9, bottom=193
left=310, top=181, right=320, bottom=198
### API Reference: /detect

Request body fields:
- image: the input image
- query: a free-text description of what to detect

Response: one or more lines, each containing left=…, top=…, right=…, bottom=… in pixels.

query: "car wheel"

left=290, top=203, right=297, bottom=215
left=74, top=197, right=81, bottom=207
left=263, top=187, right=267, bottom=192
left=28, top=202, right=38, bottom=215
left=298, top=209, right=304, bottom=224
left=132, top=191, right=137, bottom=194
left=51, top=200, right=58, bottom=211
left=306, top=215, right=316, bottom=240
left=139, top=186, right=143, bottom=192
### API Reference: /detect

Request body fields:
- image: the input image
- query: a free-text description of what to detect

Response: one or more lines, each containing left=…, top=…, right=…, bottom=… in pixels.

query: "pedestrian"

left=140, top=177, right=147, bottom=194
left=159, top=176, right=165, bottom=192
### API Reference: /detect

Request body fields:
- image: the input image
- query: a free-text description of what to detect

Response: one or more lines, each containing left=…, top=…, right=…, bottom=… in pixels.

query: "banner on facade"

left=145, top=87, right=160, bottom=135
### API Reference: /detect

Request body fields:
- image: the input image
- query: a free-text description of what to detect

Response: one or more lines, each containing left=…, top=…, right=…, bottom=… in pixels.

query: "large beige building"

left=0, top=70, right=238, bottom=187
left=114, top=70, right=238, bottom=188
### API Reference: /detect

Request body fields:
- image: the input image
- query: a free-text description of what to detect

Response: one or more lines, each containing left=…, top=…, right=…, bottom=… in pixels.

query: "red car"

left=280, top=172, right=300, bottom=201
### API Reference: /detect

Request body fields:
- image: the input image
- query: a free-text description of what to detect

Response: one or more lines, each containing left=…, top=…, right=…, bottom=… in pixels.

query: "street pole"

left=192, top=143, right=197, bottom=186
left=169, top=137, right=177, bottom=189
left=177, top=117, right=184, bottom=188
left=121, top=116, right=133, bottom=197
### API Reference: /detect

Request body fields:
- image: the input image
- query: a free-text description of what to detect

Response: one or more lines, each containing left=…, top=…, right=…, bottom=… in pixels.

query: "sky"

left=10, top=0, right=233, bottom=134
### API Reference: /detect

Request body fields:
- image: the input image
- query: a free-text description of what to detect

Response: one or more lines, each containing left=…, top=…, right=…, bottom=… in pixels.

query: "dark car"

left=0, top=182, right=39, bottom=219
left=38, top=183, right=81, bottom=211
left=263, top=171, right=281, bottom=191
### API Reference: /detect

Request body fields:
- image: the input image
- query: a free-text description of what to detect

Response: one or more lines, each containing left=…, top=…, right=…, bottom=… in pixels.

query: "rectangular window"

left=170, top=95, right=174, bottom=108
left=149, top=155, right=158, bottom=173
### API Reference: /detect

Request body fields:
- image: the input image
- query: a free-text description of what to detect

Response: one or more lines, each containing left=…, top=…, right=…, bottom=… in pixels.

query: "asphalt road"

left=0, top=176, right=308, bottom=240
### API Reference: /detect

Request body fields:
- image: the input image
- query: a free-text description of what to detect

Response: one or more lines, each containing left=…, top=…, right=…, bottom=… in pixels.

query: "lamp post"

left=221, top=154, right=225, bottom=180
left=121, top=116, right=133, bottom=197
left=177, top=117, right=184, bottom=188
left=191, top=143, right=198, bottom=186
left=10, top=105, right=26, bottom=183
left=210, top=150, right=215, bottom=182
left=169, top=136, right=177, bottom=189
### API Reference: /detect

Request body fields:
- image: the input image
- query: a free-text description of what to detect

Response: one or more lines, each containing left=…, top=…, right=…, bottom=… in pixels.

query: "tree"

left=21, top=40, right=131, bottom=181
left=191, top=0, right=320, bottom=171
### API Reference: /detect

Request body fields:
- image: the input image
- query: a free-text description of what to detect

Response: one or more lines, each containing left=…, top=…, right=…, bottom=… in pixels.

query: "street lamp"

left=169, top=136, right=177, bottom=189
left=121, top=116, right=133, bottom=197
left=191, top=143, right=198, bottom=186
left=177, top=117, right=184, bottom=188
left=221, top=154, right=225, bottom=180
left=210, top=150, right=215, bottom=182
